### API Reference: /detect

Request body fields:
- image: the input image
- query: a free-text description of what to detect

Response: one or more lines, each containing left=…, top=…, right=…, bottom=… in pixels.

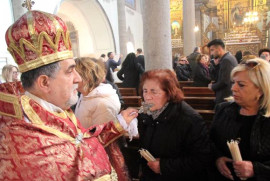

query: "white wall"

left=125, top=5, right=143, bottom=52
left=57, top=0, right=115, bottom=57
left=98, top=0, right=120, bottom=54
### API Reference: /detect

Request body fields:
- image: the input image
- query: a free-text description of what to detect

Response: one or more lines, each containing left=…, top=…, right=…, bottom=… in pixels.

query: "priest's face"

left=47, top=59, right=82, bottom=110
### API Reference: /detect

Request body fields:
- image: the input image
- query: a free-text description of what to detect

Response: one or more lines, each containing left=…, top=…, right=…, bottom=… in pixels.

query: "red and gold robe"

left=0, top=82, right=124, bottom=180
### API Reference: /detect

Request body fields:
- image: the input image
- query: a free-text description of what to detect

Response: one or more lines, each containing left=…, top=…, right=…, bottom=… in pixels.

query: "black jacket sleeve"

left=110, top=58, right=122, bottom=66
left=117, top=67, right=125, bottom=80
left=253, top=161, right=270, bottom=181
left=176, top=66, right=189, bottom=81
left=211, top=58, right=234, bottom=91
left=135, top=62, right=145, bottom=74
left=209, top=103, right=228, bottom=159
left=195, top=65, right=211, bottom=83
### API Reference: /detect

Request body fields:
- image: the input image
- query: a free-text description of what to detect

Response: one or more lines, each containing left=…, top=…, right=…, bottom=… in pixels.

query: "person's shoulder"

left=180, top=101, right=202, bottom=118
left=171, top=102, right=206, bottom=131
left=171, top=101, right=202, bottom=124
left=215, top=101, right=237, bottom=113
left=223, top=52, right=237, bottom=62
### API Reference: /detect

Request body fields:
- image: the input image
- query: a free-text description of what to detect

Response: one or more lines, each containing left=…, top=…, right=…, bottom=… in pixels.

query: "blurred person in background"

left=258, top=48, right=270, bottom=62
left=2, top=64, right=19, bottom=82
left=117, top=53, right=144, bottom=92
left=175, top=56, right=192, bottom=81
left=193, top=54, right=211, bottom=87
left=207, top=39, right=237, bottom=104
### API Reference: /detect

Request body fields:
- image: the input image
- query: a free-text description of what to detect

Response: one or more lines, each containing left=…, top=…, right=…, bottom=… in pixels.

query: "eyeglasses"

left=241, top=61, right=260, bottom=69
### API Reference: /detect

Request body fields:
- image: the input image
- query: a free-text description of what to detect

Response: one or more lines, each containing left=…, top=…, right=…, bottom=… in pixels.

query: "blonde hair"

left=196, top=54, right=209, bottom=63
left=178, top=56, right=186, bottom=61
left=2, top=64, right=18, bottom=82
left=231, top=58, right=270, bottom=117
left=75, top=57, right=105, bottom=94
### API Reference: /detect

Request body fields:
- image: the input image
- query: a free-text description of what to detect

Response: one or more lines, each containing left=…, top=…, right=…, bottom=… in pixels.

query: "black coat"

left=187, top=52, right=200, bottom=77
left=138, top=101, right=212, bottom=181
left=193, top=63, right=211, bottom=87
left=210, top=102, right=270, bottom=181
left=209, top=59, right=220, bottom=82
left=211, top=52, right=237, bottom=104
left=117, top=62, right=144, bottom=89
left=175, top=64, right=192, bottom=81
left=136, top=55, right=145, bottom=69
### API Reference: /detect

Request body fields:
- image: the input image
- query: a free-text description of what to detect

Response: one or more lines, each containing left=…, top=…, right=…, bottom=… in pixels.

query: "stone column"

left=117, top=0, right=128, bottom=57
left=183, top=0, right=196, bottom=56
left=261, top=8, right=268, bottom=47
left=11, top=0, right=27, bottom=21
left=142, top=0, right=172, bottom=70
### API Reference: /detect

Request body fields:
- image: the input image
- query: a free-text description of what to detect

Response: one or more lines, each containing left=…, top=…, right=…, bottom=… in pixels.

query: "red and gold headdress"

left=5, top=0, right=73, bottom=73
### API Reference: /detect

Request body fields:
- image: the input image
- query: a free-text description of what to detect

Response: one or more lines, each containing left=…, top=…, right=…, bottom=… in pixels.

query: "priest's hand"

left=120, top=108, right=138, bottom=125
left=148, top=158, right=161, bottom=174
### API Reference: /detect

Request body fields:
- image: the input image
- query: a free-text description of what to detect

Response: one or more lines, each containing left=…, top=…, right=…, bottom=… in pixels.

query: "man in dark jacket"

left=105, top=52, right=122, bottom=82
left=207, top=39, right=237, bottom=104
left=187, top=46, right=201, bottom=77
left=136, top=48, right=145, bottom=69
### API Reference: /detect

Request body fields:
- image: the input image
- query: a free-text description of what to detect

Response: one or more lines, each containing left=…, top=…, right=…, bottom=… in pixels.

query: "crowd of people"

left=1, top=9, right=270, bottom=181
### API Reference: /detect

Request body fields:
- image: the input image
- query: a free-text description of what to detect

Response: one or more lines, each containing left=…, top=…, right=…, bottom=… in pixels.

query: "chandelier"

left=243, top=11, right=259, bottom=24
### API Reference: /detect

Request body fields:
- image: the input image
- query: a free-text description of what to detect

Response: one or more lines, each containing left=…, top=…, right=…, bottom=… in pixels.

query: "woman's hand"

left=233, top=161, right=254, bottom=179
left=120, top=108, right=138, bottom=125
left=148, top=158, right=161, bottom=174
left=216, top=156, right=233, bottom=180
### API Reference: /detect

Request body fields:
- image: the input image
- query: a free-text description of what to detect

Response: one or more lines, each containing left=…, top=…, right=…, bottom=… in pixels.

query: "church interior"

left=1, top=0, right=270, bottom=74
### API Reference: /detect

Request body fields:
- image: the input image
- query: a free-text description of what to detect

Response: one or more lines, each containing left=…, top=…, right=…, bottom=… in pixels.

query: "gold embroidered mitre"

left=5, top=10, right=73, bottom=73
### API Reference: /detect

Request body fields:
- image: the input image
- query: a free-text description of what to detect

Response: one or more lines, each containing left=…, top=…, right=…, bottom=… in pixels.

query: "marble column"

left=11, top=0, right=27, bottom=21
left=117, top=0, right=128, bottom=57
left=183, top=0, right=196, bottom=56
left=142, top=0, right=172, bottom=70
left=261, top=9, right=268, bottom=47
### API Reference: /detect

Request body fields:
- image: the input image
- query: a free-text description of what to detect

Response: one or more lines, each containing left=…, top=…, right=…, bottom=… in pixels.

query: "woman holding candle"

left=210, top=58, right=270, bottom=181
left=137, top=69, right=211, bottom=181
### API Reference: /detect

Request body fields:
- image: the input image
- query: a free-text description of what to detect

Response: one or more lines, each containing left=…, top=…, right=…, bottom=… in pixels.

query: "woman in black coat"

left=117, top=53, right=144, bottom=90
left=137, top=69, right=211, bottom=181
left=175, top=56, right=192, bottom=81
left=210, top=58, right=270, bottom=181
left=193, top=54, right=211, bottom=87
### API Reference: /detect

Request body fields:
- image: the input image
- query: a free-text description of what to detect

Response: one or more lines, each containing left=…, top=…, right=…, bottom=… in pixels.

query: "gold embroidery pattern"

left=0, top=92, right=22, bottom=119
left=21, top=95, right=89, bottom=144
left=7, top=11, right=73, bottom=73
left=0, top=160, right=20, bottom=180
left=94, top=174, right=112, bottom=181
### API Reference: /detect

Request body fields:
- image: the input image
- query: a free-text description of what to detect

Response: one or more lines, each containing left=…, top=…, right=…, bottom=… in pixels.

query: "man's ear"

left=35, top=75, right=51, bottom=93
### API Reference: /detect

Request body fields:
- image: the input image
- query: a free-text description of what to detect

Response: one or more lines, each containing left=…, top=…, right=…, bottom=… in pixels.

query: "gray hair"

left=21, top=62, right=60, bottom=89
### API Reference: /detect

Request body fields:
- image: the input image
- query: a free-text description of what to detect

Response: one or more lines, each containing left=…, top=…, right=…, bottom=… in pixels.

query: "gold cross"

left=22, top=0, right=35, bottom=11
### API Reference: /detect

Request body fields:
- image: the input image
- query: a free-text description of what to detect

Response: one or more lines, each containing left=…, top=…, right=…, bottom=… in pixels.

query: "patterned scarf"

left=150, top=103, right=169, bottom=120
